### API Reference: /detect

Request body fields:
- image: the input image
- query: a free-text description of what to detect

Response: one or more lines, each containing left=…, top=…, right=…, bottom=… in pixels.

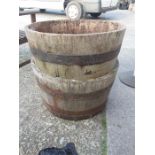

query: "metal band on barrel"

left=36, top=78, right=112, bottom=97
left=30, top=46, right=121, bottom=66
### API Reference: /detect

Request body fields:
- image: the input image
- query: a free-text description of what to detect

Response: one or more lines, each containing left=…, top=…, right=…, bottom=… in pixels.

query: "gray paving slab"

left=19, top=43, right=31, bottom=65
left=106, top=75, right=135, bottom=155
left=103, top=10, right=135, bottom=155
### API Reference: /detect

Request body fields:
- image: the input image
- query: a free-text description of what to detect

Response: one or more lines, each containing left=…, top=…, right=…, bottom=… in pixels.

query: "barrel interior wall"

left=28, top=20, right=124, bottom=34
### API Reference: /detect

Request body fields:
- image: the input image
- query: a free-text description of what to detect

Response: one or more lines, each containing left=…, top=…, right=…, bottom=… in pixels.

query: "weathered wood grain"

left=26, top=20, right=125, bottom=119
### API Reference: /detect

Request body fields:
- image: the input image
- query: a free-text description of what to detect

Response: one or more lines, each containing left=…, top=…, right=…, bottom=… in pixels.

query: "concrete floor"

left=103, top=10, right=135, bottom=155
left=20, top=64, right=107, bottom=155
left=19, top=10, right=135, bottom=155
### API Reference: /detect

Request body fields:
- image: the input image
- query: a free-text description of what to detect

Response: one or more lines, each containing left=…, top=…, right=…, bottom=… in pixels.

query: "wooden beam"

left=19, top=8, right=40, bottom=16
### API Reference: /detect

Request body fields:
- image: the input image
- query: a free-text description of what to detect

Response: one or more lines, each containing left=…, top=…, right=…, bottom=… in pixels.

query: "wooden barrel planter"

left=25, top=20, right=126, bottom=120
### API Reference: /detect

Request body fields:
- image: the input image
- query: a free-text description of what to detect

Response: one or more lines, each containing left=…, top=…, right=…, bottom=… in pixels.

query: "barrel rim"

left=25, top=19, right=126, bottom=37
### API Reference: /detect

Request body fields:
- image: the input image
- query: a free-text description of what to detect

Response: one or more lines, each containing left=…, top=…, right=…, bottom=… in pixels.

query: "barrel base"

left=32, top=62, right=115, bottom=120
left=43, top=100, right=107, bottom=120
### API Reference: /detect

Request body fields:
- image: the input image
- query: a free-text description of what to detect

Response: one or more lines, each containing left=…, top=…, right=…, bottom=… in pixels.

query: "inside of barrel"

left=28, top=20, right=124, bottom=34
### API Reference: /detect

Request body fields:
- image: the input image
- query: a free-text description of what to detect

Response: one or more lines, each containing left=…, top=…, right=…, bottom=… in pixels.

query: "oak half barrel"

left=25, top=20, right=126, bottom=120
